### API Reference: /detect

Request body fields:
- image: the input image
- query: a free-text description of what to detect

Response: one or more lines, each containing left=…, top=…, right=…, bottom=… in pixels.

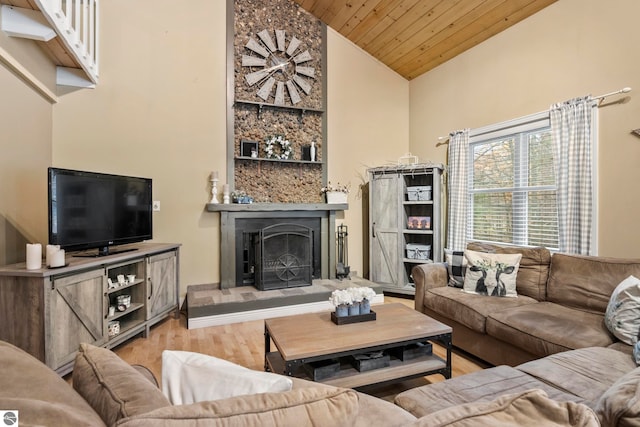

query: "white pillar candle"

left=26, top=243, right=42, bottom=270
left=46, top=244, right=60, bottom=267
left=49, top=249, right=66, bottom=268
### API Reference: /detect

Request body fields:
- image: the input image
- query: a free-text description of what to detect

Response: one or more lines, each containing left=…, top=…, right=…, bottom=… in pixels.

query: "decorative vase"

left=326, top=191, right=348, bottom=204
left=335, top=304, right=349, bottom=317
left=360, top=298, right=371, bottom=314
left=348, top=302, right=360, bottom=316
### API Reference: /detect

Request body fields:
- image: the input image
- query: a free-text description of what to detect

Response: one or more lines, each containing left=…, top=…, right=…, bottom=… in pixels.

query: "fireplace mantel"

left=207, top=203, right=348, bottom=289
left=206, top=203, right=347, bottom=212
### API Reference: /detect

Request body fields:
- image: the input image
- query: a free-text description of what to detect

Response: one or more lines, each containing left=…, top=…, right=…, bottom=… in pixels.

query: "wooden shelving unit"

left=368, top=164, right=444, bottom=295
left=0, top=243, right=180, bottom=375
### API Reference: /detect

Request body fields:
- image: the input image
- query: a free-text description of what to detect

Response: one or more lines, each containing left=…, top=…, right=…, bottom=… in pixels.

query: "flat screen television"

left=48, top=167, right=153, bottom=256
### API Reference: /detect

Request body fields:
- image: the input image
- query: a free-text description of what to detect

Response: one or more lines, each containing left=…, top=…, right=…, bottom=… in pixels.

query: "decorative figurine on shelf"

left=209, top=171, right=219, bottom=204
left=310, top=141, right=316, bottom=162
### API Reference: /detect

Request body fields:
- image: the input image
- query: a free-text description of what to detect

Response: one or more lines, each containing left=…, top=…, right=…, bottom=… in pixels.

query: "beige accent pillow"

left=413, top=389, right=599, bottom=427
left=162, top=350, right=293, bottom=404
left=117, top=386, right=359, bottom=427
left=73, top=343, right=170, bottom=426
left=0, top=340, right=106, bottom=427
left=463, top=250, right=522, bottom=297
left=604, top=275, right=640, bottom=345
left=595, top=366, right=640, bottom=427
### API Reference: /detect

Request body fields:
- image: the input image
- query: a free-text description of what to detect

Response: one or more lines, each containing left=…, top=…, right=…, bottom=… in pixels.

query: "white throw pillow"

left=161, top=350, right=293, bottom=405
left=604, top=275, right=640, bottom=345
left=462, top=250, right=522, bottom=297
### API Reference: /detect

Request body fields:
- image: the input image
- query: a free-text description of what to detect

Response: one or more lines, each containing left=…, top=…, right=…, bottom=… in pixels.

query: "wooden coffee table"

left=264, top=303, right=452, bottom=388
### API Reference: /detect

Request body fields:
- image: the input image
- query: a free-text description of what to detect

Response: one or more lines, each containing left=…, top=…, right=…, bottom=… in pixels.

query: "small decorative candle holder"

left=209, top=171, right=219, bottom=204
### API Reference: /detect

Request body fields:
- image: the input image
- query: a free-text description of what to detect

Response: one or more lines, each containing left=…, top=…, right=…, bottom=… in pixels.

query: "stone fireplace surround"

left=206, top=202, right=347, bottom=289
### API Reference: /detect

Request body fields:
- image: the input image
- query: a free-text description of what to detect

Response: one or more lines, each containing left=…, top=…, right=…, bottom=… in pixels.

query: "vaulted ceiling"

left=294, top=0, right=558, bottom=80
left=1, top=0, right=559, bottom=82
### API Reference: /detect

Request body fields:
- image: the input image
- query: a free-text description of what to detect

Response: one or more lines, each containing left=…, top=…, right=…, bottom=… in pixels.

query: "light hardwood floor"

left=112, top=295, right=487, bottom=400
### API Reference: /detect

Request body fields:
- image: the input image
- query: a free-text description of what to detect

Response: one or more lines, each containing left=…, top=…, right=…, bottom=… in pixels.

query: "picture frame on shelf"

left=241, top=140, right=259, bottom=158
left=301, top=144, right=312, bottom=161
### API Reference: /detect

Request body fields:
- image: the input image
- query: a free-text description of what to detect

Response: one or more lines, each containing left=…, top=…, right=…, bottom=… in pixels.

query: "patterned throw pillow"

left=604, top=275, right=640, bottom=345
left=445, top=249, right=467, bottom=288
left=463, top=250, right=522, bottom=297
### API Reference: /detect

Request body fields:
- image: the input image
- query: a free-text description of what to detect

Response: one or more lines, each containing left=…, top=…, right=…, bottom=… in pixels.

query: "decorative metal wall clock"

left=241, top=29, right=316, bottom=106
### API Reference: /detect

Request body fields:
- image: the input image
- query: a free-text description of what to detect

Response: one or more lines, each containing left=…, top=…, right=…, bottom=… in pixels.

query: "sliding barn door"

left=48, top=269, right=106, bottom=370
left=369, top=173, right=400, bottom=286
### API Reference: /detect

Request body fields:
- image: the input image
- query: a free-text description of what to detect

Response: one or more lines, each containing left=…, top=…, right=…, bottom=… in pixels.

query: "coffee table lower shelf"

left=266, top=351, right=447, bottom=389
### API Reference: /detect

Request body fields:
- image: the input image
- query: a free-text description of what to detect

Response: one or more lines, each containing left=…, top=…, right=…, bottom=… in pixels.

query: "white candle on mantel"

left=223, top=184, right=229, bottom=194
left=26, top=243, right=42, bottom=270
left=211, top=171, right=219, bottom=180
left=46, top=244, right=60, bottom=267
left=50, top=249, right=66, bottom=268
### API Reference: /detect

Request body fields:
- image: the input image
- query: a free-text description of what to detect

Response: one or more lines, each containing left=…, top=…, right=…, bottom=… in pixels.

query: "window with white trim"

left=468, top=112, right=558, bottom=249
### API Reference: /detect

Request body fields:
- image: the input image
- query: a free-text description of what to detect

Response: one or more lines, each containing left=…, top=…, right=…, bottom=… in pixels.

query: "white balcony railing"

left=35, top=0, right=99, bottom=83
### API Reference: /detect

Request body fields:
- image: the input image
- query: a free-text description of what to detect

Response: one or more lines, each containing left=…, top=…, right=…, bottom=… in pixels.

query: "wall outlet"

left=153, top=201, right=161, bottom=211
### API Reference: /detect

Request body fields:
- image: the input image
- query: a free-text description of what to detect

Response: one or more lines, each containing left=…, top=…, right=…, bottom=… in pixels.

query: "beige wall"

left=52, top=0, right=410, bottom=297
left=0, top=45, right=53, bottom=264
left=327, top=30, right=409, bottom=278
left=409, top=0, right=640, bottom=258
left=52, top=0, right=226, bottom=296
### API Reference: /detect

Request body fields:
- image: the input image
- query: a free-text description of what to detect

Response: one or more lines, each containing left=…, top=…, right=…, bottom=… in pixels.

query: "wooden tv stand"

left=0, top=242, right=180, bottom=375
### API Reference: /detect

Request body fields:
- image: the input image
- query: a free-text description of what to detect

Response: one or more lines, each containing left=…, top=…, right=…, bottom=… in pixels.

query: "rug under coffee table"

left=264, top=303, right=452, bottom=388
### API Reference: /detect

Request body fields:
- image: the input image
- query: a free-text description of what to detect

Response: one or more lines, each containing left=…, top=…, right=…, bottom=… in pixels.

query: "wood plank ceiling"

left=1, top=0, right=558, bottom=82
left=294, top=0, right=558, bottom=80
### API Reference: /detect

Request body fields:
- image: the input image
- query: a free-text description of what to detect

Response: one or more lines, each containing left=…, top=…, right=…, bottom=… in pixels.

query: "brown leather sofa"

left=0, top=340, right=416, bottom=427
left=1, top=336, right=634, bottom=426
left=413, top=242, right=640, bottom=366
left=394, top=345, right=639, bottom=427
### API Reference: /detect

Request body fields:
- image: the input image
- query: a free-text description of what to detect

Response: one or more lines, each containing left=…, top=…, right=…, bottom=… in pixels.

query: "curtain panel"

left=446, top=130, right=470, bottom=251
left=550, top=96, right=597, bottom=255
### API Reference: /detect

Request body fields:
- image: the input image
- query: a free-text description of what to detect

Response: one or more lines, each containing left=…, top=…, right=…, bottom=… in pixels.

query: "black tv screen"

left=48, top=168, right=153, bottom=255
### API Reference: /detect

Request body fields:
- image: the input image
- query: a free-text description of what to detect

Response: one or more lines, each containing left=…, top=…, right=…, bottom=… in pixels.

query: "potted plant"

left=321, top=182, right=350, bottom=204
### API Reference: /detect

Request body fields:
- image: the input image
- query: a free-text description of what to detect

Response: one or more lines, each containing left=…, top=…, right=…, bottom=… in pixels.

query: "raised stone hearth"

left=186, top=277, right=383, bottom=329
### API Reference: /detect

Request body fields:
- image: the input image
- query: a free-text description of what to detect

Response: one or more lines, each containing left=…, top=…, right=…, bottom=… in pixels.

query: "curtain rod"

left=435, top=87, right=632, bottom=145
left=593, top=86, right=631, bottom=101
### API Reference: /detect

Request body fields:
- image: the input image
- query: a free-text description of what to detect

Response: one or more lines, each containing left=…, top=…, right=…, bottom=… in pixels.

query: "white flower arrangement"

left=359, top=287, right=377, bottom=302
left=329, top=289, right=352, bottom=307
left=320, top=182, right=350, bottom=194
left=329, top=287, right=376, bottom=306
left=264, top=135, right=293, bottom=160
